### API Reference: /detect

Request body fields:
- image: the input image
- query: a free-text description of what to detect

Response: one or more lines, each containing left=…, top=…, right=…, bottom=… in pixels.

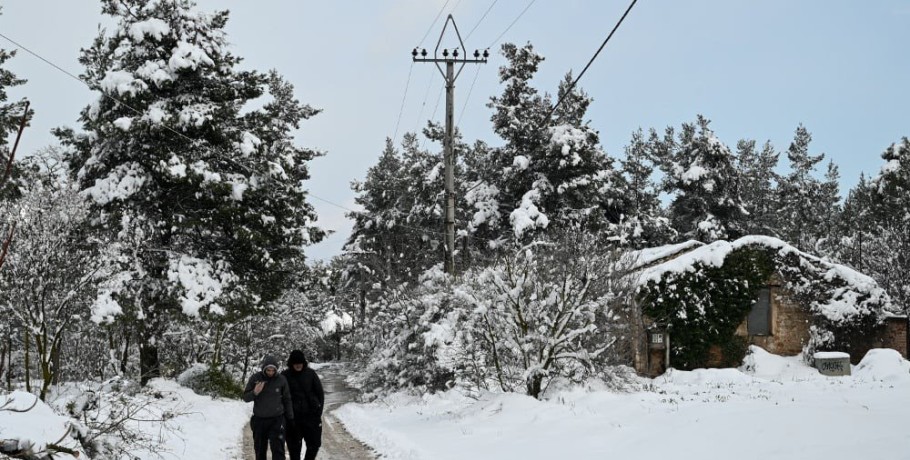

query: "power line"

left=418, top=0, right=452, bottom=47
left=413, top=70, right=436, bottom=137
left=398, top=0, right=469, bottom=142
left=308, top=191, right=503, bottom=247
left=421, top=86, right=446, bottom=150
left=546, top=0, right=638, bottom=122
left=1, top=28, right=497, bottom=253
left=488, top=0, right=537, bottom=49
left=0, top=31, right=200, bottom=148
left=392, top=62, right=415, bottom=141
left=465, top=0, right=499, bottom=41
left=448, top=0, right=466, bottom=18
left=457, top=65, right=482, bottom=125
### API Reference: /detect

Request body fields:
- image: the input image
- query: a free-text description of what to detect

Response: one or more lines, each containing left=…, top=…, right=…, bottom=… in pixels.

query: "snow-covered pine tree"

left=655, top=115, right=746, bottom=243
left=868, top=137, right=910, bottom=313
left=0, top=35, right=27, bottom=162
left=775, top=125, right=831, bottom=251
left=816, top=160, right=842, bottom=252
left=473, top=43, right=629, bottom=244
left=618, top=128, right=674, bottom=248
left=345, top=132, right=447, bottom=290
left=736, top=138, right=780, bottom=236
left=832, top=174, right=877, bottom=270
left=56, top=0, right=324, bottom=383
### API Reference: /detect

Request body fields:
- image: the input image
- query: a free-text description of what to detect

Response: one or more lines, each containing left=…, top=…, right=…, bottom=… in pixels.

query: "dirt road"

left=240, top=364, right=375, bottom=459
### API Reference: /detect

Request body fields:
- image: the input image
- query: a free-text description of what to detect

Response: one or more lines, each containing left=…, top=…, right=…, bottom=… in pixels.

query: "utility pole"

left=412, top=15, right=488, bottom=275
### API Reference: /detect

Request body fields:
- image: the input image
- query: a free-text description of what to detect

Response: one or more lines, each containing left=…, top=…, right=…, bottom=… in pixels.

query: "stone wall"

left=886, top=318, right=908, bottom=358
left=848, top=317, right=908, bottom=363
left=737, top=276, right=809, bottom=356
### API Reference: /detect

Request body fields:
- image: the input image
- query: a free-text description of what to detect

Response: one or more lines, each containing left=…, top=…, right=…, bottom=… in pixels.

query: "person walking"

left=282, top=350, right=325, bottom=460
left=243, top=355, right=294, bottom=460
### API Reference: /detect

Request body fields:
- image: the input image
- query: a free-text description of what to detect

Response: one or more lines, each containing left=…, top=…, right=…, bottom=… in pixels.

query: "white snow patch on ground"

left=335, top=347, right=910, bottom=460
left=1, top=379, right=251, bottom=459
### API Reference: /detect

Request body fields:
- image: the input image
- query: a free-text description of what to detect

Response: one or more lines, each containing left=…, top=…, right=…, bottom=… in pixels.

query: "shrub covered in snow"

left=354, top=233, right=637, bottom=399
left=177, top=363, right=243, bottom=399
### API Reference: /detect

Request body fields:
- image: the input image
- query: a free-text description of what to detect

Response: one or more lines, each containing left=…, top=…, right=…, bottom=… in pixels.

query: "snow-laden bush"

left=177, top=363, right=243, bottom=399
left=355, top=233, right=637, bottom=399
left=48, top=377, right=185, bottom=458
left=351, top=267, right=458, bottom=397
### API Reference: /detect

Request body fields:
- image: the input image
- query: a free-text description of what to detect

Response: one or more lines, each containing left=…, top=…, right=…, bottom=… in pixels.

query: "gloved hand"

left=285, top=417, right=295, bottom=431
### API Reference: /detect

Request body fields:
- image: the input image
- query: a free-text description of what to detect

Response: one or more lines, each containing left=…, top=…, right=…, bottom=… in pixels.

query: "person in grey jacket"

left=243, top=355, right=294, bottom=460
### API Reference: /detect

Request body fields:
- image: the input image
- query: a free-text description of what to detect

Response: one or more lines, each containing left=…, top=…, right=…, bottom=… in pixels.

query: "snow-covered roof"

left=623, top=240, right=704, bottom=272
left=634, top=235, right=897, bottom=323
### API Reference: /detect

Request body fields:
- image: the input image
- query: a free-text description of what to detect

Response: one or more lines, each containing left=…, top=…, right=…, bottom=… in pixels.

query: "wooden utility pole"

left=412, top=15, right=487, bottom=274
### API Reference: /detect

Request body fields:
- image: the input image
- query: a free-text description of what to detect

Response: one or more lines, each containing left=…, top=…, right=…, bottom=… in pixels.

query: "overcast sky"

left=1, top=0, right=908, bottom=262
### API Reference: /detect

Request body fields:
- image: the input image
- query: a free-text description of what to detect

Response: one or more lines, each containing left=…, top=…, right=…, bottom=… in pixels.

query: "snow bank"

left=336, top=348, right=910, bottom=460
left=854, top=348, right=910, bottom=383
left=136, top=379, right=250, bottom=459
left=0, top=391, right=80, bottom=458
left=0, top=379, right=252, bottom=460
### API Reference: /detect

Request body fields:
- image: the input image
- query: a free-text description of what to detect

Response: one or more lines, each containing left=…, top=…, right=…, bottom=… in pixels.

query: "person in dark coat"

left=243, top=355, right=294, bottom=460
left=282, top=349, right=325, bottom=460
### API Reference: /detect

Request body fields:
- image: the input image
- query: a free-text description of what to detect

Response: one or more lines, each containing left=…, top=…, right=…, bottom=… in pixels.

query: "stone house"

left=628, top=236, right=908, bottom=377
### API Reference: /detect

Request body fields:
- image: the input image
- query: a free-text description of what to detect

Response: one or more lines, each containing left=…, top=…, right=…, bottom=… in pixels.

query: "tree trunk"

left=52, top=332, right=62, bottom=385
left=139, top=343, right=160, bottom=385
left=241, top=320, right=252, bottom=383
left=0, top=339, right=6, bottom=390
left=527, top=374, right=543, bottom=399
left=359, top=289, right=366, bottom=327
left=120, top=331, right=131, bottom=375
left=5, top=333, right=11, bottom=391
left=24, top=328, right=31, bottom=393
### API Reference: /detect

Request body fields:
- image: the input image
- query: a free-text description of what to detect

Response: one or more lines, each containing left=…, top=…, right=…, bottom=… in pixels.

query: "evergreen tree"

left=0, top=25, right=30, bottom=233
left=736, top=139, right=779, bottom=236
left=346, top=135, right=432, bottom=288
left=655, top=115, right=746, bottom=243
left=776, top=125, right=829, bottom=250
left=618, top=128, right=673, bottom=248
left=868, top=137, right=910, bottom=312
left=0, top=35, right=27, bottom=158
left=817, top=160, right=842, bottom=250
left=472, top=43, right=629, bottom=244
left=834, top=174, right=876, bottom=269
left=57, top=0, right=324, bottom=383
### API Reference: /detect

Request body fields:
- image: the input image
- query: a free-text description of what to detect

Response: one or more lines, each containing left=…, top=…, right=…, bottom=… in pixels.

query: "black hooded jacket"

left=281, top=350, right=325, bottom=420
left=243, top=355, right=294, bottom=419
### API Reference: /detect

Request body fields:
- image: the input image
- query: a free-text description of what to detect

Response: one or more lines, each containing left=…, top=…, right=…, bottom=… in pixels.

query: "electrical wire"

left=413, top=70, right=436, bottom=137
left=546, top=0, right=638, bottom=122
left=421, top=86, right=446, bottom=150
left=457, top=65, right=482, bottom=125
left=465, top=0, right=499, bottom=41
left=0, top=31, right=200, bottom=147
left=487, top=0, right=537, bottom=49
left=392, top=61, right=415, bottom=142
left=1, top=27, right=499, bottom=254
left=418, top=0, right=452, bottom=47
left=308, top=191, right=502, bottom=246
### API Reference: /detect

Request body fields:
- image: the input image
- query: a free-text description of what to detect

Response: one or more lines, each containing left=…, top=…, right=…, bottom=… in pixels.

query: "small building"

left=629, top=236, right=907, bottom=377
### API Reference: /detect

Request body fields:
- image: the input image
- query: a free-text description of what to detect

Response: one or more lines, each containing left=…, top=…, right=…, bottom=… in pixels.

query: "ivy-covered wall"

left=636, top=237, right=896, bottom=372
left=639, top=247, right=772, bottom=369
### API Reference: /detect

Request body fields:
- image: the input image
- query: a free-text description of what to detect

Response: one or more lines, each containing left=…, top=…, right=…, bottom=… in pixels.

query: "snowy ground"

left=5, top=351, right=909, bottom=459
left=1, top=378, right=251, bottom=459
left=335, top=347, right=910, bottom=460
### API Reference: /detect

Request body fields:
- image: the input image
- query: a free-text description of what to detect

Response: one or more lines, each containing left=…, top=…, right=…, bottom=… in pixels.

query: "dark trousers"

left=250, top=415, right=286, bottom=460
left=287, top=417, right=322, bottom=460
